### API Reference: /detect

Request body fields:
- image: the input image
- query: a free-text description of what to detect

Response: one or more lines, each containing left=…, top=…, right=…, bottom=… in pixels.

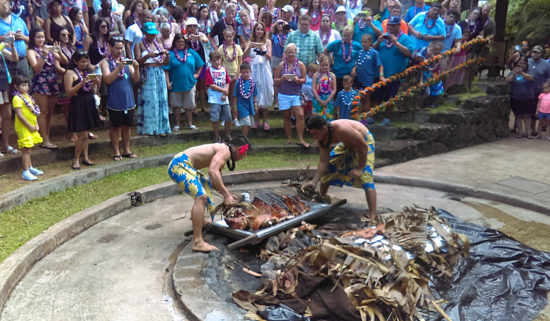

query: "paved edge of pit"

left=1, top=168, right=549, bottom=318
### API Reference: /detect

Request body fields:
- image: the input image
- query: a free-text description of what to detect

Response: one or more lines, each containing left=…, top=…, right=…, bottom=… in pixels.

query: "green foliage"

left=506, top=0, right=550, bottom=45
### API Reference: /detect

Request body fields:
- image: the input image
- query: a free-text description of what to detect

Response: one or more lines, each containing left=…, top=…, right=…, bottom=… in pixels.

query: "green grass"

left=0, top=151, right=318, bottom=263
left=0, top=137, right=307, bottom=195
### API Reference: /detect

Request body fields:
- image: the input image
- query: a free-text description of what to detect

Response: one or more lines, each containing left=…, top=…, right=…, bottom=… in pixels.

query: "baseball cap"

left=281, top=5, right=294, bottom=14
left=186, top=17, right=199, bottom=26
left=532, top=45, right=543, bottom=53
left=388, top=15, right=401, bottom=25
left=143, top=22, right=159, bottom=35
left=335, top=5, right=346, bottom=13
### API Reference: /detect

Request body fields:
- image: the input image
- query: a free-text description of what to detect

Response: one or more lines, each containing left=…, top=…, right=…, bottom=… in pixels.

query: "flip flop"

left=82, top=160, right=96, bottom=166
left=40, top=143, right=59, bottom=150
left=121, top=153, right=137, bottom=158
left=113, top=155, right=123, bottom=161
left=297, top=142, right=310, bottom=149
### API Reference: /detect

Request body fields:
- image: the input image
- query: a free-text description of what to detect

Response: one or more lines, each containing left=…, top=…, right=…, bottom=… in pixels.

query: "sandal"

left=88, top=132, right=99, bottom=139
left=263, top=122, right=271, bottom=131
left=121, top=153, right=137, bottom=158
left=113, top=155, right=123, bottom=161
left=40, top=143, right=59, bottom=150
left=82, top=160, right=96, bottom=166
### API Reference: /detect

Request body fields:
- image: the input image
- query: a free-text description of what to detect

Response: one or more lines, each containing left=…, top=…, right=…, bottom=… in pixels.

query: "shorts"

left=170, top=88, right=196, bottom=109
left=277, top=93, right=302, bottom=111
left=321, top=130, right=376, bottom=191
left=108, top=107, right=136, bottom=127
left=210, top=103, right=232, bottom=122
left=538, top=112, right=550, bottom=120
left=239, top=115, right=252, bottom=126
left=168, top=152, right=215, bottom=213
left=0, top=91, right=8, bottom=104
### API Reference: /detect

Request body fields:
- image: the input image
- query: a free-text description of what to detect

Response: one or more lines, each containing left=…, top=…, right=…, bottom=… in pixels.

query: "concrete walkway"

left=2, top=137, right=550, bottom=321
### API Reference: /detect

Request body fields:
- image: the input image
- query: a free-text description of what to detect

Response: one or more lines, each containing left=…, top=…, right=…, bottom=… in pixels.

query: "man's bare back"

left=184, top=143, right=231, bottom=170
left=329, top=119, right=368, bottom=147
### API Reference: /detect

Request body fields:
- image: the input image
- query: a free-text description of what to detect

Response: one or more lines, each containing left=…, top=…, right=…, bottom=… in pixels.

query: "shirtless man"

left=305, top=115, right=377, bottom=220
left=168, top=138, right=250, bottom=252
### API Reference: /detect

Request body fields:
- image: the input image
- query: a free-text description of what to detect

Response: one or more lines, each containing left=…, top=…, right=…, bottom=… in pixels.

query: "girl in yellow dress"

left=12, top=75, right=45, bottom=181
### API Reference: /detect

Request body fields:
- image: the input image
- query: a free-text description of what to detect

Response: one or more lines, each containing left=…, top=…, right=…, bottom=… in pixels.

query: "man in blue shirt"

left=405, top=0, right=430, bottom=22
left=374, top=16, right=413, bottom=125
left=442, top=10, right=462, bottom=52
left=408, top=3, right=445, bottom=51
left=0, top=1, right=29, bottom=77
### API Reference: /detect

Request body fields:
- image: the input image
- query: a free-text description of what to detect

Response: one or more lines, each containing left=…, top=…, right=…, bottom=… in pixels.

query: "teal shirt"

left=163, top=49, right=205, bottom=93
left=285, top=30, right=324, bottom=66
left=326, top=40, right=363, bottom=78
left=378, top=34, right=414, bottom=77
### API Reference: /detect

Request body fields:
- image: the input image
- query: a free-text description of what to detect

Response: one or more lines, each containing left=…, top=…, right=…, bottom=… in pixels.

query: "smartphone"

left=123, top=59, right=133, bottom=65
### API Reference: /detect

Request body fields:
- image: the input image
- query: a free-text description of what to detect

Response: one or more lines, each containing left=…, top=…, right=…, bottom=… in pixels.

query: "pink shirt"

left=538, top=92, right=550, bottom=113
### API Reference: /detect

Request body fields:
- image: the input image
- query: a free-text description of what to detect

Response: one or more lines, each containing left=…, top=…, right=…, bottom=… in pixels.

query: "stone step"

left=375, top=139, right=433, bottom=164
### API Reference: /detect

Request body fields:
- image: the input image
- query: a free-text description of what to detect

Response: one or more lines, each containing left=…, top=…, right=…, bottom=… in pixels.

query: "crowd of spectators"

left=0, top=0, right=548, bottom=180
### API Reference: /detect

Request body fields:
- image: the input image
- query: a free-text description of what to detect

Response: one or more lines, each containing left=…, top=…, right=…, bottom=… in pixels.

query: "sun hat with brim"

left=335, top=6, right=346, bottom=13
left=143, top=22, right=159, bottom=35
left=186, top=17, right=199, bottom=26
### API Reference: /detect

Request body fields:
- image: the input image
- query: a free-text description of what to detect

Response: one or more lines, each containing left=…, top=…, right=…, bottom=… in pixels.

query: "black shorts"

left=108, top=107, right=135, bottom=127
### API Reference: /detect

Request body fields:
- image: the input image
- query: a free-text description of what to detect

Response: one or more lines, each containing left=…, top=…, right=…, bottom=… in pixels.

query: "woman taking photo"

left=135, top=21, right=171, bottom=136
left=27, top=26, right=64, bottom=150
left=164, top=33, right=205, bottom=130
left=184, top=17, right=210, bottom=113
left=274, top=43, right=309, bottom=148
left=244, top=21, right=273, bottom=130
left=64, top=49, right=102, bottom=169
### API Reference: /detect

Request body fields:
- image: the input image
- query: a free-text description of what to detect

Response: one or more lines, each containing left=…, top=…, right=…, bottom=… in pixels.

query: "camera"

left=3, top=35, right=14, bottom=44
left=383, top=34, right=391, bottom=39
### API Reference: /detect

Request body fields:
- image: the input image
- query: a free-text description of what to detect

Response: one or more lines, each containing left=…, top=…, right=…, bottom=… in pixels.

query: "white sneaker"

left=5, top=146, right=19, bottom=155
left=22, top=170, right=38, bottom=181
left=0, top=152, right=4, bottom=157
left=189, top=125, right=198, bottom=130
left=29, top=166, right=44, bottom=175
left=173, top=125, right=180, bottom=131
left=233, top=119, right=241, bottom=127
left=220, top=120, right=225, bottom=126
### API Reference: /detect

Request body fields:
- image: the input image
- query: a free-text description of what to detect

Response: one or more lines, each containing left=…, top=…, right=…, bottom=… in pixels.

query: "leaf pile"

left=235, top=206, right=469, bottom=321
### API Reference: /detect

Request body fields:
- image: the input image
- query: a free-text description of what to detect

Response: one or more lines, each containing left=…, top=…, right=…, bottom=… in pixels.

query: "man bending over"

left=168, top=137, right=250, bottom=252
left=306, top=115, right=377, bottom=220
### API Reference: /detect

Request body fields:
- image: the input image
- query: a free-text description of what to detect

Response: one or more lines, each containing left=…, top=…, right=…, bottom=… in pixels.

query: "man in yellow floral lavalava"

left=168, top=136, right=250, bottom=252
